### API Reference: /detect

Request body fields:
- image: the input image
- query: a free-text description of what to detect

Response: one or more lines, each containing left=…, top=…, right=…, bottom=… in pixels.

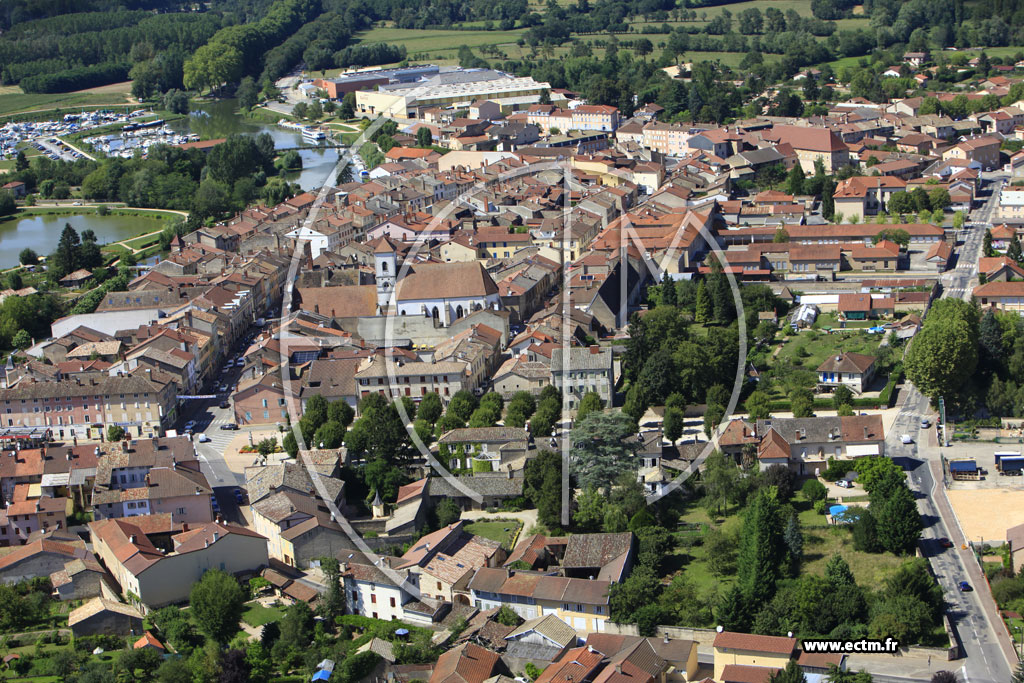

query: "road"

left=887, top=173, right=1015, bottom=683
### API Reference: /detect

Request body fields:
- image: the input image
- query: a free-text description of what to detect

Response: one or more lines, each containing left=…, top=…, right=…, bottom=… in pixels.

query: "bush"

left=802, top=479, right=828, bottom=503
left=814, top=499, right=828, bottom=515
left=991, top=576, right=1024, bottom=606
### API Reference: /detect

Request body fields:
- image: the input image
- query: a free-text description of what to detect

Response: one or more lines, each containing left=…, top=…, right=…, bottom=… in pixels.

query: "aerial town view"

left=1, top=0, right=1024, bottom=682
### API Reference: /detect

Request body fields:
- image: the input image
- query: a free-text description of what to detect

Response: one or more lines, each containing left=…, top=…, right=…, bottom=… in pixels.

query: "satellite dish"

left=716, top=625, right=724, bottom=633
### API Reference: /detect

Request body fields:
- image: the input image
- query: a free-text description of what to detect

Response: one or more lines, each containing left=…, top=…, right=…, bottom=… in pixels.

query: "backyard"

left=241, top=601, right=287, bottom=628
left=464, top=519, right=522, bottom=550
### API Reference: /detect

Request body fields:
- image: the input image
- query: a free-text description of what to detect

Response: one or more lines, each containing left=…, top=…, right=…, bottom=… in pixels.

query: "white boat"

left=302, top=127, right=326, bottom=142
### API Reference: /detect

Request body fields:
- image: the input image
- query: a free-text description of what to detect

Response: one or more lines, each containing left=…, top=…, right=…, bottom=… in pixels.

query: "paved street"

left=885, top=174, right=1016, bottom=683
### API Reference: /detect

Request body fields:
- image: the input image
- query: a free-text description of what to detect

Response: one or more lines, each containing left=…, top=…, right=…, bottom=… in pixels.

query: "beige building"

left=89, top=518, right=268, bottom=610
left=712, top=631, right=797, bottom=680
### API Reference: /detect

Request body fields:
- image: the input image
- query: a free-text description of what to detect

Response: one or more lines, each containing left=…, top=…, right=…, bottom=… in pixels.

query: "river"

left=168, top=99, right=342, bottom=191
left=0, top=212, right=169, bottom=269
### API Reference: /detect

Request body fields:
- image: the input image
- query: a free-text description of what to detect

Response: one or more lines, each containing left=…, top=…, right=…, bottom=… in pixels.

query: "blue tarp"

left=950, top=460, right=977, bottom=472
left=312, top=670, right=331, bottom=682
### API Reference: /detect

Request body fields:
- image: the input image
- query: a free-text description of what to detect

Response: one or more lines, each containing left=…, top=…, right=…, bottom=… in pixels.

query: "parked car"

left=901, top=434, right=914, bottom=444
left=921, top=418, right=931, bottom=429
left=958, top=581, right=972, bottom=592
left=218, top=384, right=228, bottom=393
left=233, top=488, right=245, bottom=504
left=837, top=479, right=852, bottom=488
left=184, top=420, right=196, bottom=432
left=939, top=537, right=953, bottom=548
left=196, top=433, right=211, bottom=443
left=220, top=423, right=238, bottom=430
left=219, top=401, right=230, bottom=410
left=211, top=496, right=220, bottom=512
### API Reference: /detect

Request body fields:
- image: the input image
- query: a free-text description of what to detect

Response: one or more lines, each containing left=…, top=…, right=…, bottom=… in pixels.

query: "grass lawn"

left=242, top=602, right=286, bottom=627
left=464, top=520, right=521, bottom=548
left=773, top=328, right=882, bottom=371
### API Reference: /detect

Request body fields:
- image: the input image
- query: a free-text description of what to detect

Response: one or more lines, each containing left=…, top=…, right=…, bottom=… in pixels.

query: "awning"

left=846, top=444, right=880, bottom=458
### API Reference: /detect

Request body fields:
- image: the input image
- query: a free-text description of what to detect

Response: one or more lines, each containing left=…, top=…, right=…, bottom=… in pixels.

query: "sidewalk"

left=928, top=458, right=1019, bottom=668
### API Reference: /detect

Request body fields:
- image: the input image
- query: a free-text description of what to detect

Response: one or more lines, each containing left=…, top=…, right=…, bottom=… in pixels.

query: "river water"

left=168, top=99, right=342, bottom=191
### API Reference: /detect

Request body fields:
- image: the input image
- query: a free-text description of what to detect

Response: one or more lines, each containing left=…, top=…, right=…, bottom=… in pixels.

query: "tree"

left=773, top=228, right=790, bottom=243
left=327, top=400, right=354, bottom=428
left=695, top=279, right=712, bottom=324
left=745, top=390, right=772, bottom=420
left=782, top=512, right=803, bottom=577
left=435, top=498, right=462, bottom=527
left=737, top=488, right=783, bottom=605
left=716, top=585, right=751, bottom=631
left=702, top=450, right=740, bottom=516
left=237, top=76, right=258, bottom=110
left=318, top=557, right=345, bottom=622
left=573, top=487, right=605, bottom=531
left=608, top=567, right=662, bottom=624
left=930, top=672, right=958, bottom=683
left=312, top=421, right=345, bottom=449
left=51, top=223, right=81, bottom=279
left=156, top=659, right=192, bottom=683
left=184, top=44, right=242, bottom=94
left=825, top=553, right=856, bottom=587
left=524, top=450, right=561, bottom=528
left=790, top=387, right=814, bottom=418
left=905, top=299, right=979, bottom=403
left=786, top=165, right=805, bottom=196
left=1012, top=659, right=1024, bottom=683
left=764, top=464, right=797, bottom=501
left=18, top=248, right=37, bottom=266
left=769, top=660, right=807, bottom=683
left=11, top=329, right=30, bottom=350
left=418, top=392, right=443, bottom=424
left=575, top=391, right=603, bottom=422
left=876, top=485, right=922, bottom=554
left=1011, top=235, right=1024, bottom=263
left=832, top=384, right=853, bottom=409
left=416, top=127, right=433, bottom=148
left=189, top=570, right=245, bottom=645
left=660, top=271, right=677, bottom=308
left=107, top=425, right=126, bottom=442
left=494, top=605, right=521, bottom=626
left=801, top=479, right=827, bottom=503
left=570, top=411, right=638, bottom=492
left=663, top=406, right=684, bottom=443
left=278, top=600, right=314, bottom=650
left=0, top=190, right=15, bottom=217
left=603, top=504, right=628, bottom=532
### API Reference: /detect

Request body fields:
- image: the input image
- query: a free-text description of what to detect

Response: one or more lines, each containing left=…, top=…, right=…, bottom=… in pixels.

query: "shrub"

left=802, top=479, right=828, bottom=503
left=814, top=499, right=828, bottom=515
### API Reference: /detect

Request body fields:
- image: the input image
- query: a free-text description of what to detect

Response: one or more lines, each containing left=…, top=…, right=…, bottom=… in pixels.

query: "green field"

left=0, top=92, right=133, bottom=119
left=346, top=26, right=526, bottom=59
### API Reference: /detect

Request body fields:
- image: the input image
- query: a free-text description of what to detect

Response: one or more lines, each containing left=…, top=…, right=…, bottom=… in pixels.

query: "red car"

left=938, top=537, right=954, bottom=548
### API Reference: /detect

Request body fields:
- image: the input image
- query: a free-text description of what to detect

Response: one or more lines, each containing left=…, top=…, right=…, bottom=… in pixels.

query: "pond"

left=168, top=100, right=342, bottom=191
left=0, top=212, right=169, bottom=269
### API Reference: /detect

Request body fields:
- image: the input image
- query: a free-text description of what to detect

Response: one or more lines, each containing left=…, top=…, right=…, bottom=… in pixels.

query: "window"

left=389, top=597, right=396, bottom=607
left=436, top=581, right=442, bottom=590
left=352, top=590, right=358, bottom=602
left=370, top=594, right=376, bottom=604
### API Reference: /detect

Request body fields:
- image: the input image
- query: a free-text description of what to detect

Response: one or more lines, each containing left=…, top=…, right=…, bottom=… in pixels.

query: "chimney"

left=195, top=487, right=201, bottom=495
left=204, top=539, right=209, bottom=548
left=182, top=522, right=189, bottom=532
left=129, top=534, right=136, bottom=544
left=589, top=345, right=599, bottom=354
left=864, top=426, right=868, bottom=439
left=212, top=531, right=219, bottom=543
left=615, top=665, right=622, bottom=675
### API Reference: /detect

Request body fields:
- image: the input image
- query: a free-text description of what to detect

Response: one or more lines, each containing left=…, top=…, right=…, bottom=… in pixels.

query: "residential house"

left=429, top=642, right=502, bottom=683
left=974, top=281, right=1024, bottom=314
left=467, top=567, right=610, bottom=633
left=89, top=518, right=269, bottom=610
left=68, top=598, right=144, bottom=637
left=561, top=532, right=634, bottom=582
left=817, top=353, right=877, bottom=394
left=437, top=427, right=530, bottom=473
left=550, top=346, right=614, bottom=410
left=713, top=631, right=797, bottom=681
left=394, top=521, right=505, bottom=603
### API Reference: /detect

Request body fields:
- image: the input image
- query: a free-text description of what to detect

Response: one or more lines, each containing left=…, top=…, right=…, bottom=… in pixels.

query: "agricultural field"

left=0, top=91, right=133, bottom=119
